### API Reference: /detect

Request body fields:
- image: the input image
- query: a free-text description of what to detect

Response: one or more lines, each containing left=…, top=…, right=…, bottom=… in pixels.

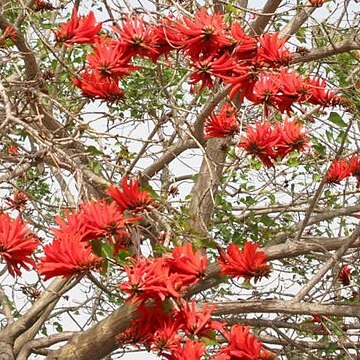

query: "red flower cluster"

left=33, top=0, right=54, bottom=11
left=37, top=178, right=150, bottom=279
left=338, top=265, right=352, bottom=286
left=0, top=26, right=17, bottom=47
left=0, top=213, right=39, bottom=276
left=120, top=243, right=207, bottom=302
left=107, top=176, right=154, bottom=213
left=309, top=0, right=327, bottom=6
left=239, top=119, right=309, bottom=167
left=218, top=242, right=271, bottom=281
left=6, top=191, right=28, bottom=211
left=57, top=8, right=343, bottom=109
left=55, top=9, right=101, bottom=45
left=205, top=103, right=240, bottom=139
left=325, top=155, right=360, bottom=185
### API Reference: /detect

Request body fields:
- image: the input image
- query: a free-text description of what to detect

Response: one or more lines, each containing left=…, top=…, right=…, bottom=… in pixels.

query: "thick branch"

left=213, top=299, right=360, bottom=318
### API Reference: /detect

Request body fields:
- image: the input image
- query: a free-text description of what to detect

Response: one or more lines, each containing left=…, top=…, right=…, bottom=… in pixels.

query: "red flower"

left=6, top=191, right=28, bottom=211
left=86, top=37, right=135, bottom=79
left=306, top=77, right=344, bottom=107
left=349, top=155, right=360, bottom=186
left=213, top=324, right=263, bottom=360
left=153, top=18, right=182, bottom=57
left=309, top=0, right=326, bottom=6
left=162, top=340, right=206, bottom=360
left=0, top=213, right=39, bottom=276
left=228, top=22, right=257, bottom=60
left=55, top=9, right=102, bottom=45
left=167, top=243, right=207, bottom=285
left=189, top=53, right=234, bottom=92
left=276, top=119, right=310, bottom=158
left=257, top=33, right=292, bottom=66
left=7, top=145, right=19, bottom=156
left=204, top=103, right=239, bottom=139
left=119, top=257, right=181, bottom=301
left=72, top=70, right=125, bottom=102
left=37, top=233, right=103, bottom=280
left=53, top=209, right=96, bottom=243
left=277, top=70, right=309, bottom=113
left=113, top=16, right=159, bottom=61
left=80, top=200, right=139, bottom=240
left=176, top=301, right=223, bottom=338
left=251, top=72, right=281, bottom=107
left=150, top=316, right=182, bottom=354
left=34, top=0, right=54, bottom=11
left=175, top=9, right=230, bottom=59
left=338, top=265, right=352, bottom=286
left=239, top=121, right=282, bottom=167
left=325, top=159, right=352, bottom=184
left=218, top=242, right=271, bottom=281
left=107, top=176, right=153, bottom=213
left=4, top=26, right=17, bottom=41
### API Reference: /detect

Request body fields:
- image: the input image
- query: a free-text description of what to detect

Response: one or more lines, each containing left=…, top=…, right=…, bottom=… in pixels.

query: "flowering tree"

left=0, top=0, right=360, bottom=359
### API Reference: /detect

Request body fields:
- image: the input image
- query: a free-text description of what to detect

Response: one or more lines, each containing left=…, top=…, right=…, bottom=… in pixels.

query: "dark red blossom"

left=204, top=103, right=239, bottom=139
left=309, top=0, right=326, bottom=6
left=87, top=38, right=135, bottom=79
left=34, top=0, right=54, bottom=11
left=6, top=191, right=28, bottom=211
left=72, top=70, right=125, bottom=102
left=213, top=324, right=263, bottom=360
left=113, top=16, right=159, bottom=61
left=218, top=242, right=271, bottom=281
left=325, top=159, right=352, bottom=184
left=7, top=145, right=19, bottom=156
left=175, top=9, right=230, bottom=59
left=0, top=213, right=39, bottom=276
left=239, top=121, right=281, bottom=167
left=55, top=9, right=102, bottom=45
left=37, top=233, right=103, bottom=280
left=338, top=265, right=352, bottom=286
left=107, top=176, right=153, bottom=213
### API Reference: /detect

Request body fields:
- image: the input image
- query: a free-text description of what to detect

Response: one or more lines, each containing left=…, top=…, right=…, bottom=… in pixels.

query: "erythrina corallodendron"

left=56, top=7, right=348, bottom=173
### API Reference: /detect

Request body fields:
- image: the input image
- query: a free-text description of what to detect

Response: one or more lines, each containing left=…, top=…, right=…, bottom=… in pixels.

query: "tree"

left=0, top=0, right=360, bottom=358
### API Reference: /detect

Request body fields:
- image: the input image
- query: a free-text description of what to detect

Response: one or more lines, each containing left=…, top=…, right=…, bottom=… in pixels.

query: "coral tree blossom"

left=325, top=159, right=352, bottom=184
left=107, top=176, right=153, bottom=213
left=38, top=233, right=102, bottom=280
left=205, top=103, right=239, bottom=139
left=72, top=71, right=125, bottom=102
left=0, top=213, right=39, bottom=276
left=338, top=265, right=352, bottom=286
left=55, top=9, right=102, bottom=45
left=167, top=243, right=207, bottom=285
left=218, top=242, right=271, bottom=281
left=213, top=324, right=263, bottom=359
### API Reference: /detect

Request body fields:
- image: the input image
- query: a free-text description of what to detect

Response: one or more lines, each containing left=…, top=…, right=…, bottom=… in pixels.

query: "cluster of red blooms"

left=53, top=8, right=344, bottom=110
left=338, top=264, right=352, bottom=286
left=117, top=242, right=273, bottom=359
left=33, top=0, right=54, bottom=11
left=6, top=191, right=28, bottom=212
left=325, top=155, right=360, bottom=185
left=227, top=118, right=310, bottom=167
left=0, top=26, right=17, bottom=47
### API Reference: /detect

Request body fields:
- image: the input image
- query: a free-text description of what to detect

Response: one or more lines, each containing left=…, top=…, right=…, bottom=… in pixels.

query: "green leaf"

left=328, top=112, right=347, bottom=128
